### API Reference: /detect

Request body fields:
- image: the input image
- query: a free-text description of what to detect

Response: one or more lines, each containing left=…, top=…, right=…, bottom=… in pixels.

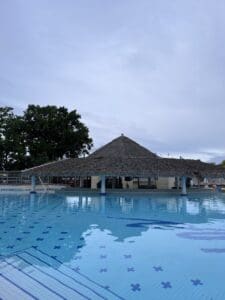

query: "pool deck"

left=0, top=184, right=219, bottom=195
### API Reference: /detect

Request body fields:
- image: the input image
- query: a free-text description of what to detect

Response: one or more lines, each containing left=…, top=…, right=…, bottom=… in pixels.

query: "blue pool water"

left=0, top=192, right=225, bottom=300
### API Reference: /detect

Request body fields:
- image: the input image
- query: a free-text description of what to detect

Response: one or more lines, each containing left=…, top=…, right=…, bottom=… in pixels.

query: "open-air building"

left=23, top=134, right=225, bottom=195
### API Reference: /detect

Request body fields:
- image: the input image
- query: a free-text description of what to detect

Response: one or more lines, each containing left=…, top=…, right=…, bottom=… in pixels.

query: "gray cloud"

left=0, top=0, right=225, bottom=163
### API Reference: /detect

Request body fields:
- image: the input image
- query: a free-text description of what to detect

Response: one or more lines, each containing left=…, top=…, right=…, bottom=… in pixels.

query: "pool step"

left=0, top=248, right=124, bottom=300
left=0, top=260, right=64, bottom=300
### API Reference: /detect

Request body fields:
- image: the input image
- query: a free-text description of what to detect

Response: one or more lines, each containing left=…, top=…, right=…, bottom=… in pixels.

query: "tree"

left=0, top=107, right=27, bottom=170
left=0, top=105, right=93, bottom=170
left=3, top=115, right=27, bottom=170
left=23, top=105, right=93, bottom=167
left=221, top=160, right=225, bottom=168
left=0, top=107, right=13, bottom=169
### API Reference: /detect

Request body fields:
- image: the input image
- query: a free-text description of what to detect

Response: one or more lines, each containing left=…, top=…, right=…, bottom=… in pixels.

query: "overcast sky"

left=0, top=0, right=225, bottom=163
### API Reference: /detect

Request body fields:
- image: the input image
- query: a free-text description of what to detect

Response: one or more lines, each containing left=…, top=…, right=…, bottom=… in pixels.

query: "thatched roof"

left=23, top=135, right=225, bottom=178
left=90, top=135, right=158, bottom=159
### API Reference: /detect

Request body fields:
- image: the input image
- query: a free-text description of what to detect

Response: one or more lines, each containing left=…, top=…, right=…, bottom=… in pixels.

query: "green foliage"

left=220, top=160, right=225, bottom=168
left=0, top=107, right=26, bottom=170
left=0, top=105, right=93, bottom=170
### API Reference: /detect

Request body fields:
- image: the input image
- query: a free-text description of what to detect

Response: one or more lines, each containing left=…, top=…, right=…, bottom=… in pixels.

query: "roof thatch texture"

left=90, top=135, right=158, bottom=159
left=23, top=135, right=225, bottom=178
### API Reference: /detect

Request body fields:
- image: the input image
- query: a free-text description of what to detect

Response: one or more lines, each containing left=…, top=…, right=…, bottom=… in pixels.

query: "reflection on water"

left=0, top=192, right=225, bottom=258
left=1, top=192, right=225, bottom=217
left=1, top=192, right=225, bottom=300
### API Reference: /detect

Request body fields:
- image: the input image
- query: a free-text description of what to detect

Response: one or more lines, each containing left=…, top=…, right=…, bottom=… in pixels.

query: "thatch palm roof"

left=23, top=135, right=225, bottom=178
left=90, top=135, right=158, bottom=159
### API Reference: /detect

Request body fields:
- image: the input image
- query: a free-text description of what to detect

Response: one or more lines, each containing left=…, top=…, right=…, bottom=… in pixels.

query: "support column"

left=148, top=177, right=151, bottom=188
left=100, top=175, right=106, bottom=195
left=204, top=177, right=209, bottom=189
left=30, top=175, right=36, bottom=194
left=181, top=176, right=187, bottom=196
left=177, top=177, right=180, bottom=190
left=79, top=177, right=83, bottom=188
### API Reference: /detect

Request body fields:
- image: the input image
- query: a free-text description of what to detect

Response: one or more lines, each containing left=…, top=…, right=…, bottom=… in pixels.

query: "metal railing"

left=0, top=171, right=31, bottom=185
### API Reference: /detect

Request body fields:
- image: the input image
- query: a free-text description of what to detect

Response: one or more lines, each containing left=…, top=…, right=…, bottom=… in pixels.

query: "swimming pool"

left=0, top=192, right=225, bottom=300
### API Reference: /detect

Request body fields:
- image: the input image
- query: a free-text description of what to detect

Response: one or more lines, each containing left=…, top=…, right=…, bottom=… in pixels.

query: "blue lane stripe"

left=16, top=254, right=92, bottom=300
left=0, top=273, right=39, bottom=300
left=23, top=251, right=107, bottom=300
left=2, top=259, right=67, bottom=300
left=33, top=248, right=126, bottom=300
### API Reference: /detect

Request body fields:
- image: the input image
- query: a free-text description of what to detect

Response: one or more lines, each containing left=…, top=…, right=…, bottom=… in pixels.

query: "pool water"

left=0, top=192, right=225, bottom=300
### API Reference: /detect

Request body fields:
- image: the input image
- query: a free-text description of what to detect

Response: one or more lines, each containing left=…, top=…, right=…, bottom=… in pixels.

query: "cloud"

left=0, top=0, right=225, bottom=163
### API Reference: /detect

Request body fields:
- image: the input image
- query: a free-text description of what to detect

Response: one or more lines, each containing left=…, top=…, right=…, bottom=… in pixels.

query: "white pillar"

left=100, top=175, right=106, bottom=195
left=31, top=175, right=36, bottom=194
left=204, top=177, right=209, bottom=189
left=181, top=176, right=187, bottom=196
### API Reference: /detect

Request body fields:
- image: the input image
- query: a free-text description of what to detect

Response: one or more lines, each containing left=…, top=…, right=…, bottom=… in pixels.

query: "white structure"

left=100, top=175, right=106, bottom=195
left=31, top=175, right=36, bottom=194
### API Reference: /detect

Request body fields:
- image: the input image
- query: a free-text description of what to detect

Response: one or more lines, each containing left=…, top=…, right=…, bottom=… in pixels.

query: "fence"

left=0, top=171, right=31, bottom=185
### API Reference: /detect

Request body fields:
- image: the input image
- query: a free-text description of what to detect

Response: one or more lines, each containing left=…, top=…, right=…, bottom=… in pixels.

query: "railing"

left=0, top=171, right=31, bottom=185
